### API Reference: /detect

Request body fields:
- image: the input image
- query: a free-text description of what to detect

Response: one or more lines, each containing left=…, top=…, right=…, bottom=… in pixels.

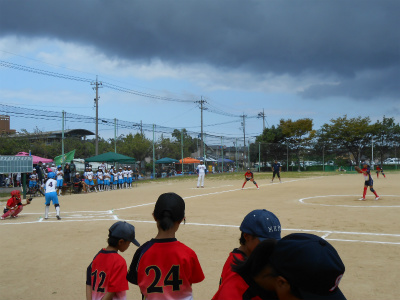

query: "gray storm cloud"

left=0, top=0, right=399, bottom=100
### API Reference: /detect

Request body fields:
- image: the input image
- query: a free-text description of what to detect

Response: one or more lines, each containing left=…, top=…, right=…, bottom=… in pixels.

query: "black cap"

left=109, top=221, right=140, bottom=247
left=154, top=193, right=185, bottom=222
left=270, top=233, right=346, bottom=300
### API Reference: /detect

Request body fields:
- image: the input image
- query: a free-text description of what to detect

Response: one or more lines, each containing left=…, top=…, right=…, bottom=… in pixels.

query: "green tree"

left=172, top=129, right=199, bottom=157
left=251, top=125, right=286, bottom=169
left=280, top=118, right=315, bottom=171
left=118, top=133, right=152, bottom=161
left=319, top=115, right=374, bottom=165
left=371, top=116, right=400, bottom=164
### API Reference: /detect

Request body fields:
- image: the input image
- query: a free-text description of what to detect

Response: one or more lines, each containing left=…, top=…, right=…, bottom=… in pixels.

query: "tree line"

left=1, top=115, right=399, bottom=170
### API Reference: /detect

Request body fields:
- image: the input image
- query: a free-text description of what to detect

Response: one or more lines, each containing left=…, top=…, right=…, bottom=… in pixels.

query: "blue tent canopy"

left=217, top=158, right=234, bottom=163
left=155, top=157, right=180, bottom=164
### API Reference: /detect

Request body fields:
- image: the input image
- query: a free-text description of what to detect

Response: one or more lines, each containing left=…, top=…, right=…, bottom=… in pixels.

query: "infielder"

left=376, top=165, right=386, bottom=178
left=44, top=172, right=61, bottom=220
left=242, top=168, right=259, bottom=189
left=271, top=160, right=282, bottom=183
left=196, top=160, right=206, bottom=188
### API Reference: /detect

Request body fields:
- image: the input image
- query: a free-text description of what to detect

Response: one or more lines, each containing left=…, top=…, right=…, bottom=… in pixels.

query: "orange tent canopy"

left=177, top=157, right=201, bottom=164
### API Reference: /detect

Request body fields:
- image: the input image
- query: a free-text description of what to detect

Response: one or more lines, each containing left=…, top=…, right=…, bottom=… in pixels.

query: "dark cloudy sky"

left=0, top=0, right=399, bottom=139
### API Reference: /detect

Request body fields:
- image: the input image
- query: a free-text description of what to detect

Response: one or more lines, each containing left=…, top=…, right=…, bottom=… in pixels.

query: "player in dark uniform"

left=376, top=165, right=386, bottom=178
left=242, top=168, right=259, bottom=190
left=358, top=164, right=380, bottom=201
left=126, top=192, right=204, bottom=300
left=271, top=160, right=281, bottom=183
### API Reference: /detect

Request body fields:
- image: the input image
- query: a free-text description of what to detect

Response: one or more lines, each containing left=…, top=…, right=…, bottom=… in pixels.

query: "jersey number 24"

left=145, top=265, right=183, bottom=293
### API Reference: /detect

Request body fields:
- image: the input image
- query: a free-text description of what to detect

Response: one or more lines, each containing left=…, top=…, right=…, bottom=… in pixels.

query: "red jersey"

left=127, top=238, right=205, bottom=300
left=219, top=248, right=246, bottom=285
left=86, top=249, right=129, bottom=300
left=6, top=197, right=19, bottom=208
left=213, top=272, right=277, bottom=300
left=244, top=171, right=253, bottom=179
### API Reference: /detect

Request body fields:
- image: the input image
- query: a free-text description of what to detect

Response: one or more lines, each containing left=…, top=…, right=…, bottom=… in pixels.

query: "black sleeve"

left=86, top=262, right=92, bottom=286
left=126, top=246, right=143, bottom=285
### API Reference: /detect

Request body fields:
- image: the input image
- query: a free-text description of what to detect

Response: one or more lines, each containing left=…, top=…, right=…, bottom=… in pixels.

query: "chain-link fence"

left=249, top=142, right=400, bottom=172
left=2, top=104, right=399, bottom=176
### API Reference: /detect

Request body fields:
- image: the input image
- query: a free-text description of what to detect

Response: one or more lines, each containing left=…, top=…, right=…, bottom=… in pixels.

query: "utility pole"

left=140, top=120, right=143, bottom=136
left=114, top=118, right=117, bottom=153
left=62, top=110, right=65, bottom=168
left=196, top=97, right=207, bottom=161
left=258, top=109, right=266, bottom=131
left=241, top=114, right=247, bottom=167
left=91, top=76, right=102, bottom=155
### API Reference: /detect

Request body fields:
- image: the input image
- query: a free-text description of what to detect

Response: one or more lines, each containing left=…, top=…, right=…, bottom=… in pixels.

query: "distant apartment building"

left=0, top=115, right=16, bottom=134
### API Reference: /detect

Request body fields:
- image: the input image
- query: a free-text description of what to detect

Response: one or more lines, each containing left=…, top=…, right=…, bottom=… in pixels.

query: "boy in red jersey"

left=127, top=192, right=205, bottom=300
left=358, top=164, right=380, bottom=201
left=218, top=209, right=281, bottom=286
left=213, top=233, right=347, bottom=300
left=1, top=190, right=31, bottom=220
left=242, top=168, right=259, bottom=190
left=86, top=221, right=140, bottom=300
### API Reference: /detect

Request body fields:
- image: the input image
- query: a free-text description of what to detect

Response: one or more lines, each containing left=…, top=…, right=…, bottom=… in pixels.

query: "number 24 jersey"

left=127, top=238, right=205, bottom=300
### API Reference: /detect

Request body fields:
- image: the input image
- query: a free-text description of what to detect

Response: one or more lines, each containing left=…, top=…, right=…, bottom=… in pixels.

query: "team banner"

left=54, top=150, right=75, bottom=165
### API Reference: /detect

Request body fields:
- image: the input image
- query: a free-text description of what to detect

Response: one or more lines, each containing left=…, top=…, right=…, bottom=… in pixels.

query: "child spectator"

left=219, top=209, right=281, bottom=285
left=213, top=233, right=346, bottom=300
left=86, top=221, right=140, bottom=300
left=127, top=192, right=205, bottom=299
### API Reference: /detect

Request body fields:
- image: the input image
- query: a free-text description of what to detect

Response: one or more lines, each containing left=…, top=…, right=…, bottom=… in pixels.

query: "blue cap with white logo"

left=240, top=209, right=281, bottom=241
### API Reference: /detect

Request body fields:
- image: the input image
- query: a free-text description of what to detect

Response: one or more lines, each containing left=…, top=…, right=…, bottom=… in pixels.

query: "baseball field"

left=1, top=171, right=399, bottom=299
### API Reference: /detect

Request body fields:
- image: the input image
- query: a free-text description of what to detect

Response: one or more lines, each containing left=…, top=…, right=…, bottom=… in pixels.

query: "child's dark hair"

left=107, top=234, right=126, bottom=247
left=153, top=192, right=185, bottom=231
left=233, top=239, right=302, bottom=299
left=232, top=239, right=277, bottom=277
left=239, top=232, right=257, bottom=245
left=158, top=210, right=175, bottom=231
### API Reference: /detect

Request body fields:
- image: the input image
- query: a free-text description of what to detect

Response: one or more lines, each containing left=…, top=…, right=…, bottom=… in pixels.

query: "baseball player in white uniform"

left=196, top=160, right=207, bottom=188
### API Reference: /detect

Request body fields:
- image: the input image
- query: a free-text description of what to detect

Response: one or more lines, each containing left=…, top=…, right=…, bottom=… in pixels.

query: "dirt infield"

left=1, top=172, right=399, bottom=299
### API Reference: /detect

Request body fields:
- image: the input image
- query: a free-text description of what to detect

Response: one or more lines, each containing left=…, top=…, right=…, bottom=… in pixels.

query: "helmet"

left=57, top=165, right=61, bottom=168
left=47, top=172, right=55, bottom=179
left=11, top=190, right=20, bottom=197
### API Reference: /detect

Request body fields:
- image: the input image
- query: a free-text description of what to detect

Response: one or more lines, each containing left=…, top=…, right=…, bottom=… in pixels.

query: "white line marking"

left=326, top=239, right=400, bottom=245
left=190, top=185, right=233, bottom=190
left=299, top=195, right=400, bottom=208
left=321, top=232, right=331, bottom=239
